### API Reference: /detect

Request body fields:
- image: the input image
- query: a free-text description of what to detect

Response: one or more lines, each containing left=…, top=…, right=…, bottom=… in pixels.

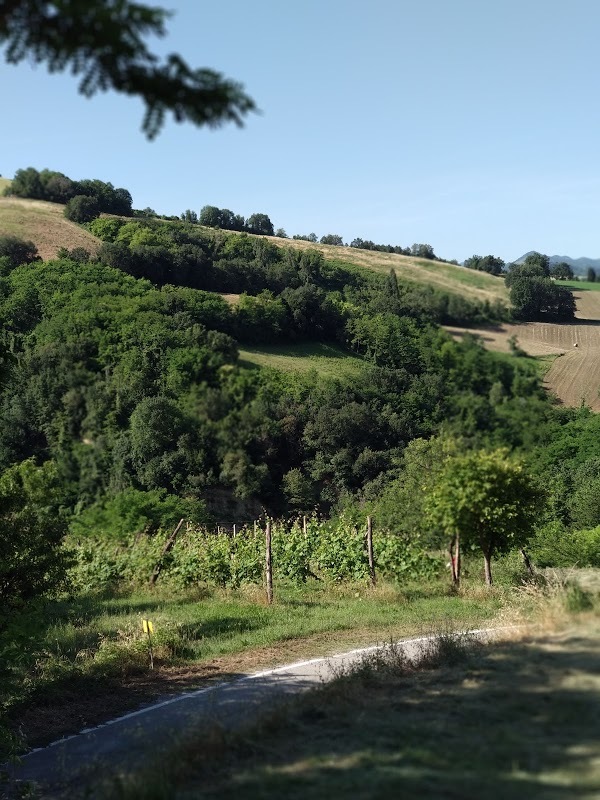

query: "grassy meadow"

left=0, top=195, right=100, bottom=260
left=557, top=279, right=600, bottom=292
left=238, top=342, right=367, bottom=378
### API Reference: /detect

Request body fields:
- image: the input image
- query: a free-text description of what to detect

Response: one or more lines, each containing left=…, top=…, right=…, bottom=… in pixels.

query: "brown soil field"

left=445, top=289, right=600, bottom=410
left=0, top=196, right=100, bottom=260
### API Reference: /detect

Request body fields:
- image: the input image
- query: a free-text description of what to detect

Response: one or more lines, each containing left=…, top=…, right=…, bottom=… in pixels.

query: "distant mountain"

left=514, top=252, right=600, bottom=276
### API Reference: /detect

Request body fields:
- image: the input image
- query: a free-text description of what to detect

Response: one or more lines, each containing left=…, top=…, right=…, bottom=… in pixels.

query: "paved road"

left=4, top=628, right=504, bottom=798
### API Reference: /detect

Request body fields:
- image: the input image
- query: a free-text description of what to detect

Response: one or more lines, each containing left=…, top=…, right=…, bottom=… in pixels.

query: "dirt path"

left=445, top=289, right=600, bottom=410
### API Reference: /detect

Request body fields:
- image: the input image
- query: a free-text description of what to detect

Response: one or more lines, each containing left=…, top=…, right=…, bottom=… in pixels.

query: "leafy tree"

left=411, top=243, right=436, bottom=260
left=320, top=234, right=343, bottom=246
left=523, top=252, right=550, bottom=275
left=509, top=275, right=575, bottom=320
left=0, top=235, right=40, bottom=271
left=550, top=262, right=574, bottom=280
left=274, top=228, right=288, bottom=238
left=587, top=267, right=597, bottom=283
left=0, top=459, right=70, bottom=618
left=245, top=213, right=274, bottom=237
left=292, top=233, right=318, bottom=243
left=463, top=254, right=505, bottom=276
left=425, top=450, right=544, bottom=585
left=181, top=209, right=198, bottom=224
left=0, top=0, right=255, bottom=138
left=64, top=194, right=101, bottom=223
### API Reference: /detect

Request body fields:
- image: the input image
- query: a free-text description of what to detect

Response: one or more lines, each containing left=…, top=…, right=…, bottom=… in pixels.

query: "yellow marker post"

left=142, top=619, right=155, bottom=669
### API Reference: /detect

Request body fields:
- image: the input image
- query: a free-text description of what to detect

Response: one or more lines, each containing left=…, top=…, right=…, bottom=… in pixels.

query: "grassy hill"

left=0, top=195, right=100, bottom=260
left=262, top=235, right=509, bottom=305
left=0, top=190, right=508, bottom=306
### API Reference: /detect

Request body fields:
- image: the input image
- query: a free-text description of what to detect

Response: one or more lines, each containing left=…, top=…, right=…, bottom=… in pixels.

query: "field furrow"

left=446, top=288, right=600, bottom=411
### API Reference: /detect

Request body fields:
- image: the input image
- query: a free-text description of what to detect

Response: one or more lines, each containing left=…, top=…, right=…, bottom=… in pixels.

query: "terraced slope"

left=0, top=196, right=100, bottom=260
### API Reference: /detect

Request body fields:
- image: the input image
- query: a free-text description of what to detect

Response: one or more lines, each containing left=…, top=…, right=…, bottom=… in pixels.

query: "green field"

left=0, top=176, right=11, bottom=193
left=238, top=342, right=367, bottom=379
left=557, top=279, right=600, bottom=292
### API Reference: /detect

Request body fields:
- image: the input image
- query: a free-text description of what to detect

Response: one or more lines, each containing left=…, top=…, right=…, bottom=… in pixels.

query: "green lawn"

left=238, top=342, right=367, bottom=379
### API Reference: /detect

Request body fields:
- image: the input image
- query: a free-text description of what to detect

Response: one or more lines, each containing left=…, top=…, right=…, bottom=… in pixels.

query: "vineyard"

left=70, top=517, right=440, bottom=594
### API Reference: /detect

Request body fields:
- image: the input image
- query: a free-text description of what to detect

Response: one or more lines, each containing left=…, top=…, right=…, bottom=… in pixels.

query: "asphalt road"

left=4, top=628, right=503, bottom=799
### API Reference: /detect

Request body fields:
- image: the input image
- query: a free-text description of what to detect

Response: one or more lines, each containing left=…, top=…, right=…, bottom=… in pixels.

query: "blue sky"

left=2, top=0, right=600, bottom=263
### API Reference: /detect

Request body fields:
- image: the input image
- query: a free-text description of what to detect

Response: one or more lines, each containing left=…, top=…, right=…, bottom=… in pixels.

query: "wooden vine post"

left=366, top=515, right=376, bottom=587
left=265, top=520, right=273, bottom=604
left=150, top=518, right=185, bottom=586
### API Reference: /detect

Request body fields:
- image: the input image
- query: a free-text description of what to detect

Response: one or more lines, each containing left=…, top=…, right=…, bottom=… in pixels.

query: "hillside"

left=0, top=192, right=507, bottom=306
left=263, top=235, right=509, bottom=305
left=0, top=195, right=100, bottom=260
left=446, top=285, right=600, bottom=411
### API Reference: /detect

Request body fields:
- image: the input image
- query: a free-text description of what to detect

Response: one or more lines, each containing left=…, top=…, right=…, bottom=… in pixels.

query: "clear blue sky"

left=2, top=0, right=600, bottom=263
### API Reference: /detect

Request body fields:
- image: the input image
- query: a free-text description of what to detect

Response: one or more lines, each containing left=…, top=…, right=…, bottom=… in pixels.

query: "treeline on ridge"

left=4, top=166, right=133, bottom=216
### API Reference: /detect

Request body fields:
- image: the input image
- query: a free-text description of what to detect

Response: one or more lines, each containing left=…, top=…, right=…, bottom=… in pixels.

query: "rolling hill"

left=0, top=193, right=508, bottom=305
left=0, top=195, right=101, bottom=260
left=264, top=236, right=508, bottom=305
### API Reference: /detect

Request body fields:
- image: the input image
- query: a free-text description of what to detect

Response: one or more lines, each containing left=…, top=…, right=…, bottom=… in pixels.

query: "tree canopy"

left=425, top=450, right=544, bottom=585
left=0, top=0, right=256, bottom=138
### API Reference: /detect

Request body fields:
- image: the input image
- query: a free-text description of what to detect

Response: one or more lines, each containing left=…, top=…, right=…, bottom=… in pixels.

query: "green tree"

left=587, top=267, right=597, bottom=283
left=320, top=234, right=343, bottom=246
left=0, top=235, right=40, bottom=271
left=245, top=213, right=274, bottom=236
left=64, top=194, right=101, bottom=223
left=0, top=0, right=255, bottom=138
left=550, top=262, right=574, bottom=280
left=0, top=459, right=70, bottom=618
left=463, top=254, right=505, bottom=276
left=425, top=449, right=543, bottom=585
left=411, top=243, right=436, bottom=260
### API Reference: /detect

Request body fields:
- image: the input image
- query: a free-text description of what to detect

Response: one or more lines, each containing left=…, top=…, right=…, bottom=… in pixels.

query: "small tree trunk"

left=454, top=531, right=461, bottom=586
left=366, top=515, right=376, bottom=587
left=483, top=551, right=493, bottom=586
left=449, top=533, right=460, bottom=586
left=265, top=520, right=273, bottom=605
left=520, top=548, right=534, bottom=577
left=150, top=518, right=185, bottom=586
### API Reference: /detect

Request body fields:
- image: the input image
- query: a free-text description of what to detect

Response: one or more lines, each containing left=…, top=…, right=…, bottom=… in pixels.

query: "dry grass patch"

left=0, top=196, right=100, bottom=260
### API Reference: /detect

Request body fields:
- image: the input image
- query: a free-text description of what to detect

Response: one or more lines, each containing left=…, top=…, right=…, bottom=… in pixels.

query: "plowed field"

left=445, top=288, right=600, bottom=410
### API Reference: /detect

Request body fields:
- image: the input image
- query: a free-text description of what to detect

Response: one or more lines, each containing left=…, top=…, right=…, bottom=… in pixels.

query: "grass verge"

left=100, top=598, right=600, bottom=800
left=2, top=578, right=504, bottom=755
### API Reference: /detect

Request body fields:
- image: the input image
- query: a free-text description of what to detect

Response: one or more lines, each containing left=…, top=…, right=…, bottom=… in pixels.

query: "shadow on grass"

left=180, top=631, right=600, bottom=800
